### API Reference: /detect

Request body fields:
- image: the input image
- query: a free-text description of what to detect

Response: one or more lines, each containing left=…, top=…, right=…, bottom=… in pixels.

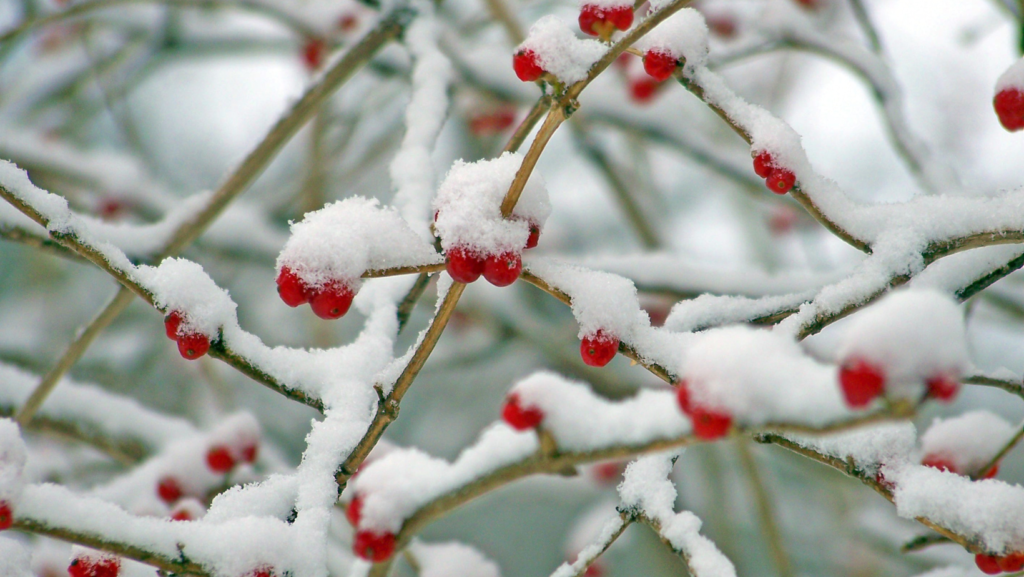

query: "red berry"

left=177, top=332, right=210, bottom=360
left=579, top=4, right=633, bottom=36
left=276, top=267, right=309, bottom=307
left=591, top=461, right=623, bottom=484
left=501, top=392, right=544, bottom=430
left=1000, top=552, right=1024, bottom=572
left=921, top=454, right=958, bottom=474
left=69, top=556, right=120, bottom=577
left=926, top=374, right=960, bottom=403
left=690, top=406, right=732, bottom=440
left=995, top=88, right=1024, bottom=131
left=629, top=78, right=660, bottom=103
left=206, top=445, right=236, bottom=473
left=525, top=223, right=540, bottom=249
left=838, top=358, right=885, bottom=408
left=446, top=246, right=485, bottom=283
left=469, top=108, right=517, bottom=135
left=250, top=567, right=275, bottom=577
left=353, top=530, right=397, bottom=562
left=766, top=167, right=796, bottom=194
left=977, top=553, right=1003, bottom=575
left=156, top=476, right=183, bottom=504
left=483, top=252, right=522, bottom=287
left=164, top=311, right=182, bottom=340
left=768, top=206, right=798, bottom=236
left=0, top=500, right=11, bottom=530
left=513, top=49, right=544, bottom=82
left=706, top=15, right=737, bottom=39
left=643, top=50, right=677, bottom=82
left=753, top=151, right=774, bottom=178
left=607, top=6, right=633, bottom=31
left=794, top=0, right=819, bottom=8
left=347, top=495, right=363, bottom=526
left=338, top=13, right=359, bottom=32
left=982, top=463, right=1000, bottom=479
left=309, top=281, right=355, bottom=320
left=241, top=442, right=259, bottom=463
left=675, top=380, right=692, bottom=414
left=580, top=330, right=619, bottom=367
left=584, top=563, right=605, bottom=577
left=303, top=37, right=326, bottom=71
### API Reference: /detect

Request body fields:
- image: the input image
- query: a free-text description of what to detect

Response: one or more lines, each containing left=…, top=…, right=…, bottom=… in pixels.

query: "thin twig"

left=734, top=437, right=793, bottom=577
left=974, top=423, right=1024, bottom=481
left=848, top=0, right=883, bottom=53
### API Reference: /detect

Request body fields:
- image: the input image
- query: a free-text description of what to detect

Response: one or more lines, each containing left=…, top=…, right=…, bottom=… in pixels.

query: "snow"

left=411, top=541, right=502, bottom=577
left=995, top=56, right=1024, bottom=93
left=0, top=419, right=26, bottom=503
left=919, top=411, right=1016, bottom=474
left=276, top=197, right=442, bottom=290
left=551, top=512, right=624, bottom=577
left=836, top=288, right=969, bottom=399
left=434, top=153, right=551, bottom=257
left=789, top=422, right=917, bottom=472
left=0, top=537, right=32, bottom=577
left=635, top=9, right=710, bottom=75
left=516, top=17, right=609, bottom=85
left=578, top=0, right=633, bottom=11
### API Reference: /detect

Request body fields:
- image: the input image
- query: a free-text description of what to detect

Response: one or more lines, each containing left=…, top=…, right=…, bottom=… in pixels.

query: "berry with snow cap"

left=578, top=4, right=633, bottom=38
left=837, top=358, right=885, bottom=408
left=675, top=381, right=732, bottom=441
left=156, top=476, right=183, bottom=504
left=501, top=392, right=544, bottom=430
left=0, top=500, right=11, bottom=530
left=447, top=247, right=486, bottom=284
left=164, top=311, right=182, bottom=340
left=994, top=88, right=1024, bottom=132
left=354, top=530, right=397, bottom=562
left=177, top=332, right=210, bottom=360
left=525, top=222, right=541, bottom=249
left=249, top=566, right=276, bottom=577
left=513, top=49, right=545, bottom=82
left=580, top=330, right=619, bottom=367
left=309, top=281, right=355, bottom=320
left=276, top=267, right=310, bottom=307
left=1000, top=553, right=1024, bottom=572
left=976, top=554, right=1003, bottom=575
left=206, top=445, right=236, bottom=473
left=752, top=151, right=796, bottom=194
left=483, top=252, right=522, bottom=287
left=643, top=50, right=678, bottom=82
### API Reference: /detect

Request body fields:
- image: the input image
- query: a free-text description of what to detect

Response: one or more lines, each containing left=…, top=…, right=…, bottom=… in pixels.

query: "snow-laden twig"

left=550, top=513, right=632, bottom=577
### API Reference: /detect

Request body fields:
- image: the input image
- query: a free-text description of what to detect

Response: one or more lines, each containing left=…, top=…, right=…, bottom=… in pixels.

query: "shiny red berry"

left=607, top=6, right=633, bottom=30
left=447, top=246, right=485, bottom=283
left=921, top=454, right=958, bottom=474
left=177, top=332, right=210, bottom=360
left=206, top=445, right=236, bottom=473
left=164, top=311, right=182, bottom=340
left=276, top=267, right=309, bottom=307
left=925, top=374, right=960, bottom=403
left=156, top=476, right=183, bottom=504
left=580, top=330, right=619, bottom=367
left=513, top=49, right=544, bottom=82
left=977, top=553, right=1003, bottom=575
left=753, top=151, right=774, bottom=178
left=347, top=495, right=363, bottom=526
left=0, top=500, right=11, bottom=530
left=303, top=37, right=326, bottom=71
left=525, top=223, right=540, bottom=249
left=353, top=530, right=397, bottom=562
left=690, top=406, right=732, bottom=440
left=309, top=281, right=355, bottom=320
left=501, top=392, right=544, bottom=430
left=483, top=252, right=522, bottom=287
left=643, top=50, right=677, bottom=82
left=999, top=552, right=1024, bottom=572
left=838, top=358, right=885, bottom=408
left=766, top=167, right=796, bottom=194
left=629, top=78, right=660, bottom=103
left=995, top=88, right=1024, bottom=131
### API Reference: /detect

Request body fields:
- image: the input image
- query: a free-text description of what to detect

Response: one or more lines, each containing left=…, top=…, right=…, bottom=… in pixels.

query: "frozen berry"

left=346, top=495, right=363, bottom=526
left=921, top=454, right=958, bottom=474
left=995, top=88, right=1024, bottom=131
left=629, top=77, right=660, bottom=103
left=753, top=151, right=774, bottom=178
left=513, top=49, right=544, bottom=82
left=525, top=223, right=541, bottom=249
left=156, top=476, right=183, bottom=504
left=578, top=4, right=633, bottom=37
left=276, top=267, right=309, bottom=307
left=766, top=167, right=796, bottom=194
left=502, top=392, right=544, bottom=430
left=999, top=552, right=1024, bottom=572
left=925, top=374, right=960, bottom=403
left=643, top=50, right=677, bottom=82
left=250, top=567, right=275, bottom=577
left=177, top=332, right=210, bottom=360
left=309, top=281, right=355, bottom=320
left=303, top=37, right=326, bottom=71
left=164, top=311, right=182, bottom=340
left=447, top=246, right=485, bottom=283
left=838, top=358, right=885, bottom=408
left=206, top=445, right=236, bottom=473
left=483, top=252, right=522, bottom=287
left=353, top=530, right=397, bottom=562
left=0, top=500, right=11, bottom=530
left=580, top=330, right=619, bottom=367
left=976, top=553, right=1003, bottom=575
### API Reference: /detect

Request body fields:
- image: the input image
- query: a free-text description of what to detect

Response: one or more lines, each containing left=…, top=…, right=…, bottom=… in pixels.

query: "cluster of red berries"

left=164, top=311, right=210, bottom=360
left=994, top=88, right=1024, bottom=132
left=675, top=380, right=732, bottom=440
left=578, top=3, right=633, bottom=38
left=68, top=555, right=120, bottom=577
left=0, top=500, right=12, bottom=530
left=752, top=151, right=796, bottom=194
left=345, top=494, right=398, bottom=562
left=921, top=453, right=998, bottom=479
left=837, top=357, right=960, bottom=409
left=579, top=329, right=619, bottom=367
left=443, top=217, right=539, bottom=286
left=976, top=552, right=1024, bottom=575
left=207, top=438, right=259, bottom=474
left=276, top=266, right=357, bottom=319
